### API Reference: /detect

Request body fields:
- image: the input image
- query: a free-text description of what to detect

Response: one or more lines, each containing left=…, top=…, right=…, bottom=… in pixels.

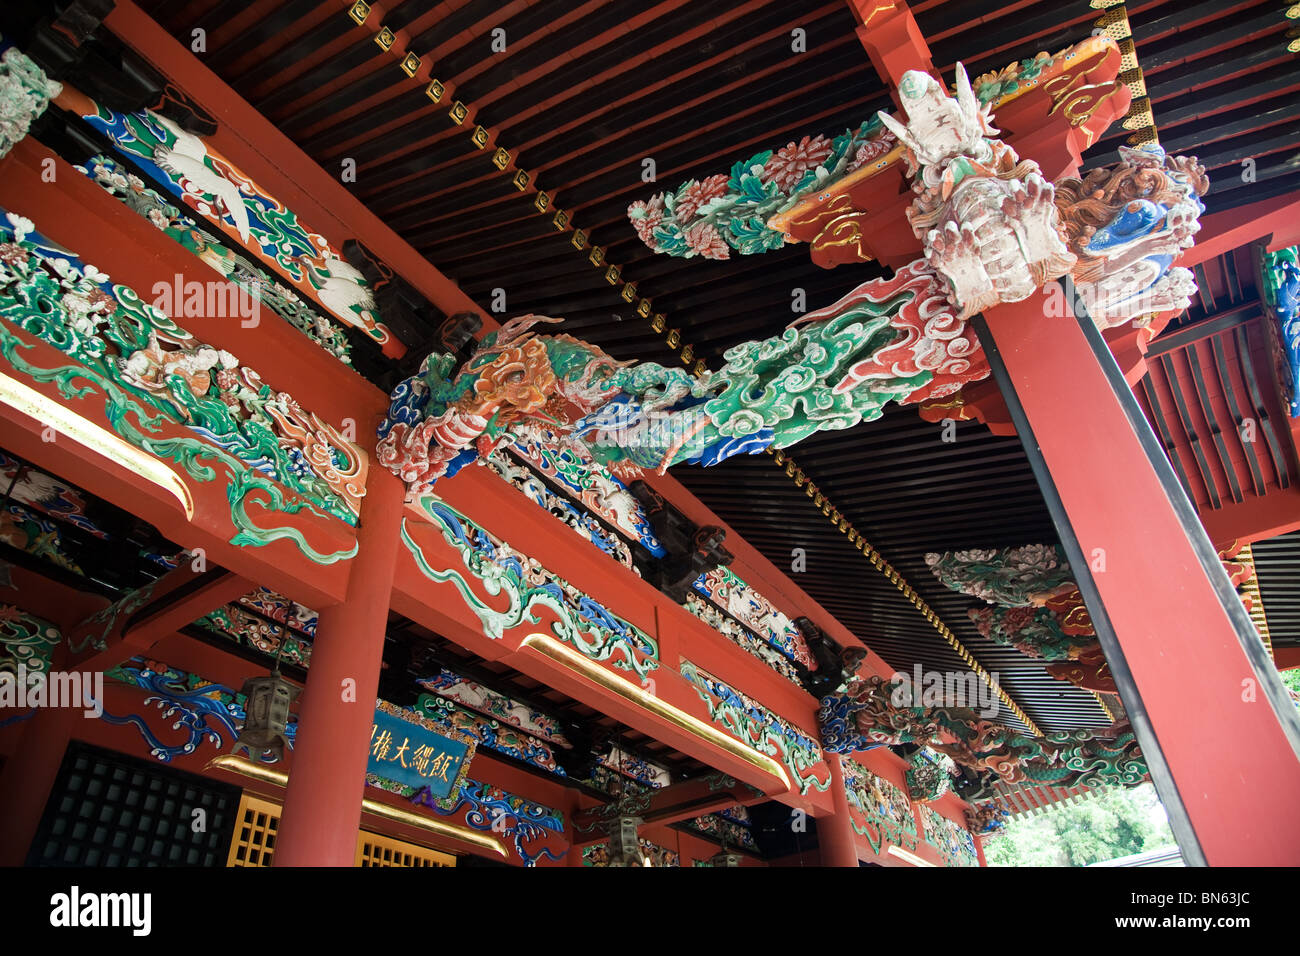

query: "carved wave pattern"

left=402, top=495, right=659, bottom=680
left=679, top=658, right=830, bottom=795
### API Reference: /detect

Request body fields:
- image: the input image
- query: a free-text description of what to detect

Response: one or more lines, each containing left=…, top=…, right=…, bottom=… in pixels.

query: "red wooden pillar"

left=819, top=754, right=861, bottom=867
left=272, top=468, right=406, bottom=867
left=976, top=288, right=1300, bottom=866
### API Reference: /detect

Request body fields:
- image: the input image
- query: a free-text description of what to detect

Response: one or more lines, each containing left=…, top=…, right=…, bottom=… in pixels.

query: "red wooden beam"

left=66, top=565, right=253, bottom=674
left=846, top=0, right=938, bottom=103
left=569, top=775, right=763, bottom=846
left=102, top=0, right=487, bottom=330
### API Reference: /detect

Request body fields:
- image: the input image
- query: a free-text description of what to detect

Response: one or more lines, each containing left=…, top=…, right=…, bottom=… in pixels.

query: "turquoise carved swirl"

left=402, top=495, right=659, bottom=680
left=679, top=658, right=830, bottom=796
left=0, top=218, right=357, bottom=563
left=0, top=605, right=61, bottom=673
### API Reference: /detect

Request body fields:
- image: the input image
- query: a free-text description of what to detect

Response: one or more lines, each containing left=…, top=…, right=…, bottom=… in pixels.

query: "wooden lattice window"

left=225, top=793, right=456, bottom=867
left=226, top=793, right=281, bottom=867
left=28, top=741, right=239, bottom=867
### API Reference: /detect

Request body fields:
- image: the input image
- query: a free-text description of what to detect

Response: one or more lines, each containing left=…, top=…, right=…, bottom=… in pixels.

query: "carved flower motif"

left=849, top=130, right=898, bottom=171
left=627, top=195, right=666, bottom=247
left=761, top=135, right=832, bottom=192
left=683, top=222, right=730, bottom=260
left=0, top=242, right=26, bottom=266
left=674, top=174, right=729, bottom=222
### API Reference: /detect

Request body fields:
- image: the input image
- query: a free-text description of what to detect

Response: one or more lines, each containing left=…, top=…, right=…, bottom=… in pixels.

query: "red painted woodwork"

left=66, top=566, right=252, bottom=675
left=847, top=0, right=938, bottom=108
left=273, top=468, right=407, bottom=867
left=820, top=754, right=863, bottom=866
left=982, top=287, right=1300, bottom=865
left=102, top=0, right=488, bottom=335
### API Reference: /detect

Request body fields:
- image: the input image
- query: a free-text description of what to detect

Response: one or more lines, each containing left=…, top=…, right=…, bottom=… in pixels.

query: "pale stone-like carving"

left=1054, top=144, right=1208, bottom=329
left=880, top=64, right=1076, bottom=320
left=0, top=39, right=62, bottom=161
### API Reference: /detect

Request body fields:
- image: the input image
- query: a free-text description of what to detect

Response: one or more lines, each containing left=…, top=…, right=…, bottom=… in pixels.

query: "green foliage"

left=983, top=783, right=1173, bottom=866
left=1279, top=667, right=1300, bottom=699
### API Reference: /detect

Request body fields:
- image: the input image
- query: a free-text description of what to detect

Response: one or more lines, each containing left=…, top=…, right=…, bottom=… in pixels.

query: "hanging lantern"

left=604, top=814, right=644, bottom=867
left=232, top=668, right=300, bottom=763
left=708, top=849, right=743, bottom=867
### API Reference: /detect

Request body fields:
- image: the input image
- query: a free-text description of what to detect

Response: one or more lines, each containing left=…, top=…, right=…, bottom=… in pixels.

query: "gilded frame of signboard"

left=365, top=699, right=478, bottom=811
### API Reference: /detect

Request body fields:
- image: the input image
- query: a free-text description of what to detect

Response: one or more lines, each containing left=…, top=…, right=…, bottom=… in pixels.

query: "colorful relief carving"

left=925, top=545, right=1074, bottom=606
left=0, top=450, right=107, bottom=538
left=632, top=37, right=1126, bottom=265
left=414, top=692, right=561, bottom=773
left=483, top=449, right=638, bottom=572
left=928, top=546, right=1097, bottom=663
left=691, top=566, right=813, bottom=667
left=0, top=604, right=61, bottom=673
left=402, top=495, right=659, bottom=680
left=1, top=500, right=83, bottom=574
left=588, top=752, right=672, bottom=792
left=819, top=671, right=1145, bottom=789
left=0, top=213, right=365, bottom=562
left=1043, top=643, right=1116, bottom=695
left=1054, top=144, right=1207, bottom=331
left=842, top=758, right=920, bottom=855
left=99, top=656, right=295, bottom=763
left=409, top=779, right=565, bottom=867
left=77, top=155, right=353, bottom=365
left=685, top=812, right=760, bottom=852
left=418, top=669, right=571, bottom=748
left=682, top=590, right=801, bottom=683
left=71, top=97, right=394, bottom=347
left=584, top=838, right=680, bottom=867
left=383, top=66, right=1205, bottom=494
left=919, top=803, right=980, bottom=867
left=0, top=37, right=61, bottom=161
left=197, top=603, right=314, bottom=669
left=235, top=587, right=318, bottom=638
left=904, top=749, right=954, bottom=803
left=679, top=658, right=830, bottom=795
left=627, top=118, right=897, bottom=260
left=1260, top=245, right=1299, bottom=416
left=969, top=604, right=1094, bottom=662
left=966, top=800, right=1011, bottom=835
left=506, top=433, right=665, bottom=556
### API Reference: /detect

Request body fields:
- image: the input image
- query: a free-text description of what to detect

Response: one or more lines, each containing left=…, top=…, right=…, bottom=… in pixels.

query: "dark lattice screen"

left=26, top=741, right=240, bottom=867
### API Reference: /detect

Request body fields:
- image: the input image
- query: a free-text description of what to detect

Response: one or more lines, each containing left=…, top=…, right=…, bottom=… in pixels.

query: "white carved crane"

left=151, top=114, right=252, bottom=244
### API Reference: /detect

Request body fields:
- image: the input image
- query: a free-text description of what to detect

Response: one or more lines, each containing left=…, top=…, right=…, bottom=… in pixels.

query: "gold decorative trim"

left=519, top=633, right=791, bottom=790
left=0, top=371, right=194, bottom=520
left=348, top=1, right=370, bottom=25
left=204, top=755, right=507, bottom=858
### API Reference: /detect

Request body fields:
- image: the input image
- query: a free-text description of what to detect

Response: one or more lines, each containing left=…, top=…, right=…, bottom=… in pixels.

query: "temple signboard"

left=367, top=700, right=476, bottom=803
